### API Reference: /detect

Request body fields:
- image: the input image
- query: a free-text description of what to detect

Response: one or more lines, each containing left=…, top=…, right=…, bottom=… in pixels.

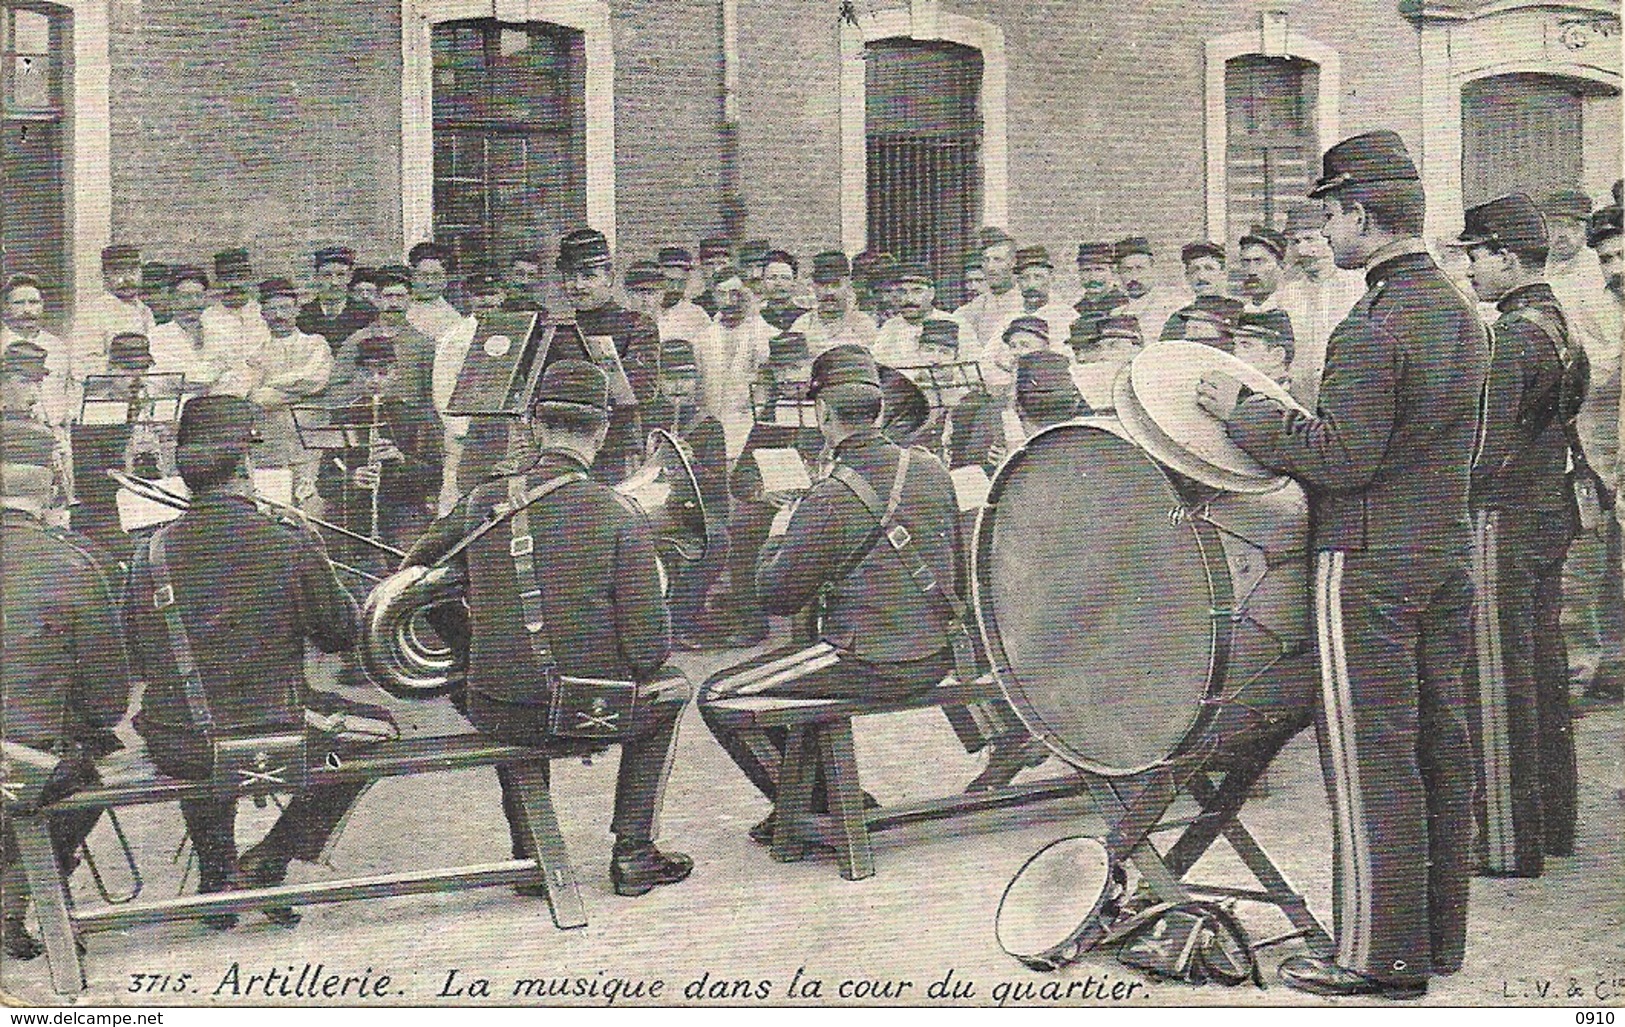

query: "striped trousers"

left=1311, top=549, right=1475, bottom=980
left=1467, top=511, right=1577, bottom=876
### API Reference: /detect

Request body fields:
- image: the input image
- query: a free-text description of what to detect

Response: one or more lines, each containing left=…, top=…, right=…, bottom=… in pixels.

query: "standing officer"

left=124, top=396, right=368, bottom=929
left=699, top=346, right=1027, bottom=839
left=1197, top=130, right=1486, bottom=998
left=1456, top=194, right=1587, bottom=876
left=1, top=421, right=130, bottom=959
left=400, top=360, right=692, bottom=897
left=557, top=229, right=662, bottom=482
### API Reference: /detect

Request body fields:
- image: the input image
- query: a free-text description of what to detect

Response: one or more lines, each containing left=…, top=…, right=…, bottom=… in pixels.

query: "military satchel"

left=506, top=476, right=640, bottom=741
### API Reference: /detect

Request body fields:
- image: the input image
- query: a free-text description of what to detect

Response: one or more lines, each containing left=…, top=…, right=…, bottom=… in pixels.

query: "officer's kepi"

left=176, top=395, right=263, bottom=451
left=806, top=345, right=881, bottom=401
left=532, top=358, right=609, bottom=413
left=1454, top=193, right=1548, bottom=252
left=1308, top=129, right=1419, bottom=198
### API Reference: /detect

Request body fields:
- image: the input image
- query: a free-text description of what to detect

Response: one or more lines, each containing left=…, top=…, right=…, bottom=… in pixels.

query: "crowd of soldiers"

left=2, top=126, right=1623, bottom=999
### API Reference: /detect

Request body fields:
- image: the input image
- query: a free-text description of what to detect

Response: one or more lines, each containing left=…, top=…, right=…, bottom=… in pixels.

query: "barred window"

left=432, top=19, right=586, bottom=275
left=1224, top=54, right=1318, bottom=246
left=866, top=38, right=982, bottom=310
left=2, top=2, right=68, bottom=318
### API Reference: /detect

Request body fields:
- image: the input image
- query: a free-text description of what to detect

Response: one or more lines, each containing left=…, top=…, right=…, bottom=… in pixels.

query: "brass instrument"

left=106, top=470, right=403, bottom=582
left=358, top=428, right=709, bottom=700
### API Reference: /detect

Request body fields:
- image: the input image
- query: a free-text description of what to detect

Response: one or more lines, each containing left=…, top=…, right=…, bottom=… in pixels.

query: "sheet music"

left=753, top=447, right=812, bottom=495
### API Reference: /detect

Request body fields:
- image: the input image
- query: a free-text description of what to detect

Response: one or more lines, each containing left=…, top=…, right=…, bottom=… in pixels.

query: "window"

left=1461, top=72, right=1600, bottom=208
left=2, top=2, right=68, bottom=317
left=865, top=38, right=982, bottom=309
left=1224, top=55, right=1318, bottom=244
left=431, top=19, right=586, bottom=274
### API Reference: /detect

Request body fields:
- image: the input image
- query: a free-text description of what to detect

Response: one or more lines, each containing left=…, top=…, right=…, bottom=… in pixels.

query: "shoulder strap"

left=1503, top=303, right=1590, bottom=464
left=146, top=526, right=215, bottom=734
left=506, top=472, right=587, bottom=673
left=829, top=448, right=977, bottom=664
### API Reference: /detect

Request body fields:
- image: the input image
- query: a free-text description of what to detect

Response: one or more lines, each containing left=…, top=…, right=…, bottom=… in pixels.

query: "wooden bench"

left=702, top=673, right=1089, bottom=881
left=5, top=733, right=585, bottom=997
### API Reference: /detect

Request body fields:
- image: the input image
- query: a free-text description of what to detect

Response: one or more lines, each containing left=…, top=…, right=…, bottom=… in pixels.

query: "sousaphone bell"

left=359, top=428, right=709, bottom=700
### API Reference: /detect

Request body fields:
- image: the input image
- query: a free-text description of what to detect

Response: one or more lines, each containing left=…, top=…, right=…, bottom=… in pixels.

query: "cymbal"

left=1114, top=341, right=1307, bottom=494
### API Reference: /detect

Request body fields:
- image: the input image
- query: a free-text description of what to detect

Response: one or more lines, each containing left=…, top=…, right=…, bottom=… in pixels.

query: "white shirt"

left=237, top=328, right=334, bottom=466
left=789, top=304, right=879, bottom=357
left=700, top=313, right=775, bottom=462
left=1117, top=286, right=1190, bottom=347
left=407, top=297, right=464, bottom=344
left=199, top=301, right=267, bottom=393
left=1277, top=269, right=1364, bottom=410
left=148, top=319, right=235, bottom=394
left=954, top=286, right=1025, bottom=350
left=1550, top=253, right=1621, bottom=483
left=656, top=298, right=715, bottom=351
left=70, top=292, right=155, bottom=382
left=1, top=324, right=73, bottom=426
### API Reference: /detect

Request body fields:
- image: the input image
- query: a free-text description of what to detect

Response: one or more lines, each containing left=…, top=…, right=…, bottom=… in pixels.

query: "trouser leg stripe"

left=1325, top=552, right=1373, bottom=970
left=1474, top=512, right=1514, bottom=871
left=1317, top=550, right=1363, bottom=968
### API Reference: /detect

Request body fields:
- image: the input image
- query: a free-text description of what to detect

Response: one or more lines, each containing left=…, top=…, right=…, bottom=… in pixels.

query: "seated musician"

left=1, top=422, right=131, bottom=960
left=123, top=396, right=369, bottom=930
left=1065, top=313, right=1142, bottom=415
left=698, top=345, right=1040, bottom=842
left=947, top=315, right=1056, bottom=471
left=400, top=360, right=693, bottom=898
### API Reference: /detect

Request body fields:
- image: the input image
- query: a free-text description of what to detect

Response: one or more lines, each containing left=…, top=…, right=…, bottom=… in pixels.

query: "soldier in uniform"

left=557, top=229, right=662, bottom=482
left=401, top=360, right=693, bottom=897
left=1197, top=130, right=1485, bottom=999
left=1, top=422, right=131, bottom=959
left=1162, top=243, right=1244, bottom=341
left=1454, top=194, right=1587, bottom=876
left=123, top=396, right=368, bottom=929
left=1072, top=242, right=1129, bottom=321
left=699, top=346, right=1033, bottom=838
left=297, top=246, right=377, bottom=355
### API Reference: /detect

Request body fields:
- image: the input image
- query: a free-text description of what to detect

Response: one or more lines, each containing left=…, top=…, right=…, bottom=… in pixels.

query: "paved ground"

left=3, top=635, right=1621, bottom=1009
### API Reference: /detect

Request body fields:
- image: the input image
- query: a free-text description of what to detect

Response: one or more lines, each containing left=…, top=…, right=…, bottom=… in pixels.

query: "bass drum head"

left=973, top=421, right=1223, bottom=776
left=996, top=835, right=1120, bottom=971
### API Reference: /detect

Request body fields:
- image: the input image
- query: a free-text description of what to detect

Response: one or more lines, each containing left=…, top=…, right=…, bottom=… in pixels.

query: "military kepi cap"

left=258, top=278, right=299, bottom=303
left=533, top=358, right=609, bottom=412
left=557, top=229, right=611, bottom=272
left=108, top=332, right=154, bottom=371
left=1309, top=130, right=1419, bottom=199
left=1589, top=205, right=1623, bottom=248
left=1239, top=225, right=1289, bottom=262
left=811, top=251, right=851, bottom=283
left=624, top=260, right=663, bottom=289
left=314, top=245, right=356, bottom=268
left=657, top=246, right=693, bottom=269
left=1, top=420, right=57, bottom=468
left=101, top=244, right=141, bottom=267
left=1455, top=193, right=1548, bottom=252
left=214, top=248, right=253, bottom=281
left=807, top=344, right=881, bottom=400
left=1542, top=189, right=1593, bottom=221
left=177, top=394, right=262, bottom=450
left=1, top=341, right=50, bottom=381
left=1013, top=246, right=1053, bottom=272
left=1016, top=349, right=1080, bottom=402
left=1113, top=236, right=1153, bottom=261
left=1076, top=242, right=1115, bottom=266
left=1003, top=315, right=1051, bottom=346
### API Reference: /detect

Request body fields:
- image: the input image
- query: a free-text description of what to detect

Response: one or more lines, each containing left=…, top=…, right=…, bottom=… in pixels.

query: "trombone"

left=106, top=469, right=404, bottom=583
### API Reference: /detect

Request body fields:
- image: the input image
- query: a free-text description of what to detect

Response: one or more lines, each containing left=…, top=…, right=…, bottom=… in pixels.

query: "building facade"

left=2, top=0, right=1619, bottom=319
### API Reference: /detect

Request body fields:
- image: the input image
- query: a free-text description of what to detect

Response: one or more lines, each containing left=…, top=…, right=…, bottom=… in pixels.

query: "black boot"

left=610, top=842, right=693, bottom=897
left=238, top=844, right=300, bottom=927
left=3, top=917, right=43, bottom=960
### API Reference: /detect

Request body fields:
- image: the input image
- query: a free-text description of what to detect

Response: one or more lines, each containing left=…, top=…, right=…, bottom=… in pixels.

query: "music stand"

left=909, top=360, right=986, bottom=413
left=749, top=374, right=817, bottom=430
left=291, top=405, right=374, bottom=452
left=78, top=373, right=186, bottom=426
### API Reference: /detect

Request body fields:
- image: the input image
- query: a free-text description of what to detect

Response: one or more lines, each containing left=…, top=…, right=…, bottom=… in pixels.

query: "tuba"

left=359, top=429, right=709, bottom=700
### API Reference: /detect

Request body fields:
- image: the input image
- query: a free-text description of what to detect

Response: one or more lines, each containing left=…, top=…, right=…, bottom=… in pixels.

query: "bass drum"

left=971, top=418, right=1315, bottom=777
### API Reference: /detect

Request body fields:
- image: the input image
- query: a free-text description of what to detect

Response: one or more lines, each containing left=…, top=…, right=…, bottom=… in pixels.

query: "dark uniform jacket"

left=1473, top=282, right=1587, bottom=527
left=1228, top=248, right=1488, bottom=553
left=1, top=509, right=130, bottom=748
left=124, top=493, right=360, bottom=736
left=402, top=449, right=671, bottom=702
left=296, top=298, right=377, bottom=356
left=756, top=428, right=960, bottom=663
